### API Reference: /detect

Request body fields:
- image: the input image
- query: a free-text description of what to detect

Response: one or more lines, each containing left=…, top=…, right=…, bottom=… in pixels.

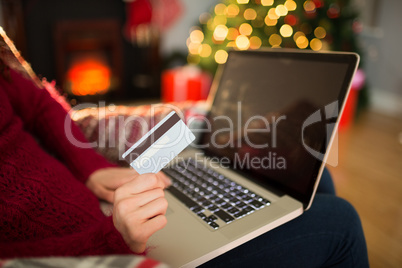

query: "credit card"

left=122, top=111, right=196, bottom=174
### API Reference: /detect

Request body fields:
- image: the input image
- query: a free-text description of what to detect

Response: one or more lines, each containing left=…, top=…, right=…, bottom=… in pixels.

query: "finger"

left=115, top=174, right=166, bottom=201
left=119, top=188, right=165, bottom=210
left=103, top=168, right=138, bottom=190
left=93, top=185, right=114, bottom=203
left=136, top=197, right=168, bottom=221
left=142, top=214, right=167, bottom=237
left=156, top=171, right=171, bottom=188
left=128, top=215, right=167, bottom=254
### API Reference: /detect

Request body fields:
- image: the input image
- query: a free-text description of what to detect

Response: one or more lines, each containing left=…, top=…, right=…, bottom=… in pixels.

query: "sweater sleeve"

left=3, top=69, right=115, bottom=183
left=0, top=215, right=133, bottom=258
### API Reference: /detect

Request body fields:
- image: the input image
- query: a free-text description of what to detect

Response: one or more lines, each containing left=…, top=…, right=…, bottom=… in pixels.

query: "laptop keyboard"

left=163, top=159, right=271, bottom=230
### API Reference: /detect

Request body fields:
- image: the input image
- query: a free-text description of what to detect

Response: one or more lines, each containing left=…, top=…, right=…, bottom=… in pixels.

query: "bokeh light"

left=314, top=26, right=326, bottom=39
left=249, top=36, right=262, bottom=49
left=296, top=36, right=309, bottom=48
left=244, top=8, right=257, bottom=20
left=188, top=42, right=201, bottom=54
left=235, top=35, right=250, bottom=50
left=215, top=50, right=229, bottom=64
left=227, top=27, right=239, bottom=40
left=227, top=4, right=240, bottom=17
left=265, top=16, right=277, bottom=26
left=237, top=0, right=249, bottom=4
left=293, top=31, right=305, bottom=42
left=284, top=0, right=297, bottom=11
left=190, top=30, right=204, bottom=44
left=239, top=23, right=253, bottom=36
left=275, top=5, right=288, bottom=17
left=199, top=44, right=212, bottom=57
left=214, top=4, right=226, bottom=16
left=310, top=38, right=322, bottom=50
left=268, top=8, right=280, bottom=20
left=280, top=24, right=293, bottom=37
left=269, top=34, right=282, bottom=46
left=213, top=25, right=229, bottom=41
left=303, top=1, right=316, bottom=12
left=261, top=0, right=274, bottom=6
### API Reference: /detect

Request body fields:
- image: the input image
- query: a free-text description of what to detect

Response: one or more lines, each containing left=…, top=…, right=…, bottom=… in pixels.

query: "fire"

left=66, top=56, right=111, bottom=96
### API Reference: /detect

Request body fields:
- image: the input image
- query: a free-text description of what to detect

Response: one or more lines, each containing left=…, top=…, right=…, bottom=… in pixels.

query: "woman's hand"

left=112, top=173, right=169, bottom=253
left=86, top=167, right=171, bottom=203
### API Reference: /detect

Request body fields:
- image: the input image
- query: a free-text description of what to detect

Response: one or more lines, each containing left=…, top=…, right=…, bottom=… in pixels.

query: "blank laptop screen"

left=200, top=50, right=358, bottom=206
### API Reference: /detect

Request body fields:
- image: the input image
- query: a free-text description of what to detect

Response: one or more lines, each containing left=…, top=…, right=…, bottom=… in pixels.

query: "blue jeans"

left=201, top=169, right=369, bottom=267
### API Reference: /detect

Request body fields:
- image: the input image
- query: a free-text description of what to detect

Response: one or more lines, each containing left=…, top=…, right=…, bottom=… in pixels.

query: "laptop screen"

left=200, top=50, right=358, bottom=207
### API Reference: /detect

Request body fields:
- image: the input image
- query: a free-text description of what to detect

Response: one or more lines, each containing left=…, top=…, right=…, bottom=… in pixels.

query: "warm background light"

left=215, top=49, right=228, bottom=64
left=66, top=57, right=111, bottom=96
left=235, top=35, right=250, bottom=50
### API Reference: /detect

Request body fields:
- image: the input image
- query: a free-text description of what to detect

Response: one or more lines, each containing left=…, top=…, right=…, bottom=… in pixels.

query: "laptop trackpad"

left=166, top=207, right=174, bottom=216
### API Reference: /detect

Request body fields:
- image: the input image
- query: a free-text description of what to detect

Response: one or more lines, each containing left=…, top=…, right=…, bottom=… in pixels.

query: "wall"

left=160, top=0, right=218, bottom=55
left=354, top=0, right=402, bottom=117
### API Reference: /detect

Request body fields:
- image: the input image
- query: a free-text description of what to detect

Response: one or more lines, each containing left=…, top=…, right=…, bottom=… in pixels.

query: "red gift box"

left=162, top=66, right=212, bottom=102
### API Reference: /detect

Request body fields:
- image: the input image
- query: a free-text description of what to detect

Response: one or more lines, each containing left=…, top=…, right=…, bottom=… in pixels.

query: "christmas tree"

left=187, top=0, right=362, bottom=74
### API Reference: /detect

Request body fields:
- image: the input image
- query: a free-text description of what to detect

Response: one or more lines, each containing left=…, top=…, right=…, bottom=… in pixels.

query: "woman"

left=0, top=64, right=369, bottom=267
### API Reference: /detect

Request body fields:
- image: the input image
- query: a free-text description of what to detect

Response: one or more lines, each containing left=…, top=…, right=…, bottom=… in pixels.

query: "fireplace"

left=1, top=0, right=162, bottom=103
left=54, top=19, right=122, bottom=101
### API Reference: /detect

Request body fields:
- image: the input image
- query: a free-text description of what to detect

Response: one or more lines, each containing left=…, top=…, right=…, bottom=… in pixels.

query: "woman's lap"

left=201, top=169, right=368, bottom=267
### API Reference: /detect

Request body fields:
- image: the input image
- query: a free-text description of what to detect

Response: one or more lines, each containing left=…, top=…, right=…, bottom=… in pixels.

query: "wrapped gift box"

left=162, top=65, right=212, bottom=102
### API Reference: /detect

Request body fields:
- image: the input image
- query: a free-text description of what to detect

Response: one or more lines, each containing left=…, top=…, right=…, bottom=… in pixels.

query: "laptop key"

left=209, top=222, right=219, bottom=230
left=192, top=206, right=204, bottom=214
left=215, top=210, right=235, bottom=223
left=249, top=200, right=264, bottom=209
left=243, top=206, right=255, bottom=214
left=206, top=215, right=218, bottom=222
left=197, top=212, right=207, bottom=219
left=227, top=207, right=239, bottom=214
left=167, top=186, right=199, bottom=209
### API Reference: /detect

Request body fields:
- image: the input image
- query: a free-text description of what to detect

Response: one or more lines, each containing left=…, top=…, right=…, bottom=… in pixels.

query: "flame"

left=66, top=56, right=111, bottom=96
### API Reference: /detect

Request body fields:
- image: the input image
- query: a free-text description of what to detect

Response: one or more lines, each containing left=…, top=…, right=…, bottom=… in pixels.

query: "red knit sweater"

left=0, top=69, right=133, bottom=258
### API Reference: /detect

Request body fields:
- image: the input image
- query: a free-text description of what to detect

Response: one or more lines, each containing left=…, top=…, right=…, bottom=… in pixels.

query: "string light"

left=249, top=36, right=262, bottom=49
left=199, top=44, right=212, bottom=57
left=269, top=34, right=282, bottom=46
left=280, top=24, right=293, bottom=37
left=235, top=35, right=250, bottom=50
left=310, top=38, right=322, bottom=50
left=239, top=23, right=253, bottom=36
left=261, top=0, right=274, bottom=6
left=227, top=27, right=239, bottom=40
left=244, top=8, right=257, bottom=20
left=215, top=50, right=228, bottom=64
left=265, top=16, right=277, bottom=26
left=268, top=8, right=280, bottom=20
left=227, top=4, right=240, bottom=17
left=275, top=5, right=288, bottom=17
left=314, top=26, right=326, bottom=39
left=188, top=0, right=357, bottom=75
left=296, top=36, right=309, bottom=49
left=293, top=31, right=305, bottom=42
left=284, top=0, right=297, bottom=11
left=188, top=42, right=201, bottom=55
left=190, top=29, right=204, bottom=44
left=303, top=1, right=316, bottom=13
left=227, top=41, right=236, bottom=48
left=213, top=25, right=229, bottom=41
left=214, top=4, right=226, bottom=16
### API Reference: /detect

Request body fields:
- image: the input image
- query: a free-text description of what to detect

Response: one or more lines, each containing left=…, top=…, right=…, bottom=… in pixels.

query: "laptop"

left=147, top=49, right=359, bottom=267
